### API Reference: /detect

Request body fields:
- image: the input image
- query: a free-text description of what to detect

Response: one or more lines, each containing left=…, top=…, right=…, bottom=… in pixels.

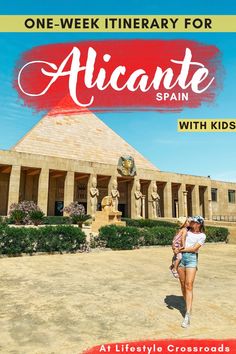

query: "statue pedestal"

left=91, top=210, right=126, bottom=232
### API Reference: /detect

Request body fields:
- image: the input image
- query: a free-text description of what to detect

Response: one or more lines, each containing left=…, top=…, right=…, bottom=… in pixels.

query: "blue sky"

left=0, top=1, right=236, bottom=181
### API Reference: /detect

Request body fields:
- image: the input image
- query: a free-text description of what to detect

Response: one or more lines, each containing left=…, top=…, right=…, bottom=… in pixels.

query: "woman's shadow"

left=164, top=295, right=185, bottom=317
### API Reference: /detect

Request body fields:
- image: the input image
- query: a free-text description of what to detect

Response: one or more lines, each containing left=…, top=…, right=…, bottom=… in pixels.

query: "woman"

left=174, top=215, right=206, bottom=328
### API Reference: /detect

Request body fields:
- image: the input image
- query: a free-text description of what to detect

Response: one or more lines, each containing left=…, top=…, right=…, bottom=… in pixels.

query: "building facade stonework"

left=0, top=112, right=236, bottom=221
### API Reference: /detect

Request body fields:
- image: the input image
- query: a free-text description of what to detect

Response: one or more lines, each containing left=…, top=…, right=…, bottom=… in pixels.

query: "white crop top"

left=185, top=231, right=206, bottom=252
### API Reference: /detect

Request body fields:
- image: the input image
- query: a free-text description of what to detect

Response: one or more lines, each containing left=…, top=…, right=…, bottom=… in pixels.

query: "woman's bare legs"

left=185, top=267, right=197, bottom=313
left=177, top=267, right=186, bottom=301
left=177, top=266, right=197, bottom=327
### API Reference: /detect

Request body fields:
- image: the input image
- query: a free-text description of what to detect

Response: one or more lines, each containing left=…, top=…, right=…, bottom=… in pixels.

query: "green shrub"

left=37, top=225, right=86, bottom=253
left=43, top=216, right=71, bottom=225
left=7, top=215, right=73, bottom=226
left=0, top=222, right=229, bottom=256
left=98, top=224, right=229, bottom=250
left=0, top=225, right=86, bottom=256
left=205, top=226, right=229, bottom=242
left=9, top=201, right=44, bottom=225
left=98, top=225, right=175, bottom=250
left=0, top=223, right=7, bottom=234
left=0, top=216, right=9, bottom=226
left=71, top=214, right=91, bottom=227
left=140, top=226, right=176, bottom=246
left=29, top=210, right=45, bottom=226
left=89, top=234, right=107, bottom=249
left=63, top=202, right=91, bottom=227
left=99, top=225, right=140, bottom=250
left=0, top=226, right=38, bottom=255
left=10, top=210, right=26, bottom=225
left=122, top=218, right=178, bottom=228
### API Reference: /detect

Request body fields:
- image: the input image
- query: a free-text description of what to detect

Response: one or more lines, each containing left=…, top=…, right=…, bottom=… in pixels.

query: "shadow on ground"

left=164, top=295, right=185, bottom=317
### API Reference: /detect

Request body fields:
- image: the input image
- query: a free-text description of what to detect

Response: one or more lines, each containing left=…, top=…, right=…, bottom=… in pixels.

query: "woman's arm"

left=171, top=230, right=179, bottom=250
left=181, top=228, right=187, bottom=248
left=174, top=243, right=202, bottom=254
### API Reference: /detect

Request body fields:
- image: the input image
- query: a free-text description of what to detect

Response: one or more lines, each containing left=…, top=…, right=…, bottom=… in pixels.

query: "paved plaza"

left=0, top=244, right=235, bottom=353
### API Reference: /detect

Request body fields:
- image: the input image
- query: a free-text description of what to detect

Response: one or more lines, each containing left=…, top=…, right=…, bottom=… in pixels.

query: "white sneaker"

left=181, top=312, right=190, bottom=328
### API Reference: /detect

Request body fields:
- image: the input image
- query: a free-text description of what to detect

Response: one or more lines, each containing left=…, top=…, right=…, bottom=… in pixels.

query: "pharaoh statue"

left=111, top=179, right=120, bottom=212
left=90, top=176, right=99, bottom=217
left=134, top=180, right=143, bottom=219
left=117, top=156, right=136, bottom=177
left=151, top=182, right=160, bottom=219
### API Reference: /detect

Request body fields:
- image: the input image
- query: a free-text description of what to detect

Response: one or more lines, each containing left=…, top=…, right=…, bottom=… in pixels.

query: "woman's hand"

left=181, top=243, right=202, bottom=253
left=174, top=248, right=179, bottom=254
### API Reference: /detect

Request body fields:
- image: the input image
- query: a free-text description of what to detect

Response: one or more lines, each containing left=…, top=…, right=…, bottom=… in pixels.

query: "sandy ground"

left=0, top=244, right=236, bottom=354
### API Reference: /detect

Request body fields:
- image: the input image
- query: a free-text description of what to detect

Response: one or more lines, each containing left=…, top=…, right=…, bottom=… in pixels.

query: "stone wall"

left=0, top=150, right=236, bottom=220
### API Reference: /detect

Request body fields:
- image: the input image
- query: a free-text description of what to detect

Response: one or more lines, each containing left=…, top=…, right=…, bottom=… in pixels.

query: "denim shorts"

left=179, top=252, right=198, bottom=268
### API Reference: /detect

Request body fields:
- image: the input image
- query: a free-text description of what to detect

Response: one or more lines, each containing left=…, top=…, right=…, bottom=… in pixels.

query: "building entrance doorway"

left=55, top=201, right=64, bottom=216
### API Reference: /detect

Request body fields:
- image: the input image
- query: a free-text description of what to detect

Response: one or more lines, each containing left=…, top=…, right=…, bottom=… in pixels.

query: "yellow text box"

left=0, top=15, right=236, bottom=32
left=178, top=119, right=236, bottom=132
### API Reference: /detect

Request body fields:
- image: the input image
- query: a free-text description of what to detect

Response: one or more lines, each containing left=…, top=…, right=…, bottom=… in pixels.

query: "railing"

left=212, top=215, right=236, bottom=222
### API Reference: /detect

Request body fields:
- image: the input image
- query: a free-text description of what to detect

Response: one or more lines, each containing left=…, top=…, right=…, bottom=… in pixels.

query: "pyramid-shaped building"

left=11, top=112, right=157, bottom=171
